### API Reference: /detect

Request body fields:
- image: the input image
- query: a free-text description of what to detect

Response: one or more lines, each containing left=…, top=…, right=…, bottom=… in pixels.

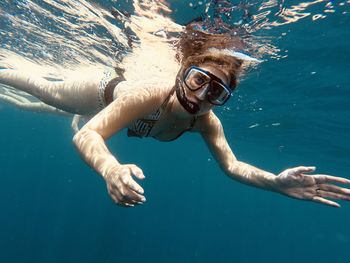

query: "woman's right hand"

left=104, top=164, right=146, bottom=207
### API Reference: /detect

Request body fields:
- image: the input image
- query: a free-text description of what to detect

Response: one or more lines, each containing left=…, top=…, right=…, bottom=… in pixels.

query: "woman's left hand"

left=275, top=166, right=350, bottom=207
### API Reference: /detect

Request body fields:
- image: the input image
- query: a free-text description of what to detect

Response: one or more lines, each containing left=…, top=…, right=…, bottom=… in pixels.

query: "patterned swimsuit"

left=99, top=71, right=196, bottom=141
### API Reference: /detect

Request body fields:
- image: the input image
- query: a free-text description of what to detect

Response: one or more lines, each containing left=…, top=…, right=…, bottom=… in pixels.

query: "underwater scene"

left=0, top=0, right=350, bottom=262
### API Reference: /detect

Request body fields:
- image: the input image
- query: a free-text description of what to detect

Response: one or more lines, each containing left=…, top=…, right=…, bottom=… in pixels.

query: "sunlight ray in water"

left=0, top=0, right=348, bottom=103
left=0, top=2, right=349, bottom=260
left=1, top=0, right=347, bottom=67
left=0, top=0, right=182, bottom=103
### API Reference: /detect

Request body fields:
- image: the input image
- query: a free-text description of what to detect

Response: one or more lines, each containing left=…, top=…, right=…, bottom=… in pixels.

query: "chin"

left=196, top=105, right=213, bottom=116
left=198, top=109, right=212, bottom=116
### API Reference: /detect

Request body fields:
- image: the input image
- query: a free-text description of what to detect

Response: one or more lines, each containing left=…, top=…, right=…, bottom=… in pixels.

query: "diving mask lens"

left=184, top=66, right=232, bottom=106
left=184, top=69, right=211, bottom=91
left=206, top=80, right=231, bottom=105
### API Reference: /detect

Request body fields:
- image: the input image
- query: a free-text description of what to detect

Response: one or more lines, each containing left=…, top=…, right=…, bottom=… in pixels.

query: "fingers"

left=107, top=164, right=146, bottom=207
left=311, top=196, right=341, bottom=208
left=291, top=166, right=316, bottom=175
left=111, top=193, right=136, bottom=207
left=108, top=188, right=135, bottom=207
left=120, top=173, right=144, bottom=195
left=310, top=181, right=350, bottom=208
left=129, top=165, right=146, bottom=180
left=109, top=186, right=146, bottom=207
left=316, top=189, right=350, bottom=201
left=314, top=174, right=350, bottom=185
left=116, top=182, right=146, bottom=205
left=318, top=184, right=350, bottom=196
left=120, top=188, right=146, bottom=204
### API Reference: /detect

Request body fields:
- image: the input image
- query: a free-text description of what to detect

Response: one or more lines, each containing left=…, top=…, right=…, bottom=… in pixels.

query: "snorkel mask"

left=176, top=65, right=234, bottom=115
left=176, top=50, right=262, bottom=115
left=176, top=74, right=200, bottom=114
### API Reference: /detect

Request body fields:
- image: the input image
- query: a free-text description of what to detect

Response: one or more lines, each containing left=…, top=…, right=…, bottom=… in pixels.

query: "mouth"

left=176, top=82, right=200, bottom=115
left=181, top=83, right=202, bottom=104
left=187, top=96, right=201, bottom=105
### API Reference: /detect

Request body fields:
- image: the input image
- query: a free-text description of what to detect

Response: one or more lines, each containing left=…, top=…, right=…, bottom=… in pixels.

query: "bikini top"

left=127, top=87, right=197, bottom=141
left=104, top=76, right=197, bottom=141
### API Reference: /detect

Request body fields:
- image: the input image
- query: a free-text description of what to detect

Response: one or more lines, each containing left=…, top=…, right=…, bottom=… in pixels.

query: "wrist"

left=230, top=161, right=278, bottom=191
left=266, top=173, right=280, bottom=192
left=100, top=158, right=122, bottom=180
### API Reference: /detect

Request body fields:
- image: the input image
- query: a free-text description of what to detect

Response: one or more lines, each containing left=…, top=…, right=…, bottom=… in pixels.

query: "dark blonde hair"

left=176, top=24, right=245, bottom=88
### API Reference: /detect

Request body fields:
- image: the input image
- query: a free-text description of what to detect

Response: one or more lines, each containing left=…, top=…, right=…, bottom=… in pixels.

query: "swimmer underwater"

left=1, top=19, right=350, bottom=208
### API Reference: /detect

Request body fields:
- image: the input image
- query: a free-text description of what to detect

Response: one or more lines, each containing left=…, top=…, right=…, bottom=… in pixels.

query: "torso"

left=113, top=80, right=197, bottom=142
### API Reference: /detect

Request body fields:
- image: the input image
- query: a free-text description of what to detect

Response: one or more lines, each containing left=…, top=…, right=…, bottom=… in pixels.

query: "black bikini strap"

left=159, top=85, right=177, bottom=110
left=104, top=76, right=125, bottom=105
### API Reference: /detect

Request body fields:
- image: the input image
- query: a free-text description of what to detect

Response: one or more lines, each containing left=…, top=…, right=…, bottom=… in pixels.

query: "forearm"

left=226, top=160, right=277, bottom=191
left=73, top=128, right=121, bottom=179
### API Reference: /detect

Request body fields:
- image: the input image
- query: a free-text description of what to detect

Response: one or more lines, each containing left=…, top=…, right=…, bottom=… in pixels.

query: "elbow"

left=224, top=160, right=240, bottom=177
left=72, top=128, right=89, bottom=149
left=72, top=130, right=82, bottom=148
left=72, top=127, right=104, bottom=149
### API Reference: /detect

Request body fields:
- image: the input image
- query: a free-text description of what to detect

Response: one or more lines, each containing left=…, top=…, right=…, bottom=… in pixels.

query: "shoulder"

left=115, top=79, right=174, bottom=100
left=192, top=111, right=223, bottom=136
left=85, top=80, right=174, bottom=139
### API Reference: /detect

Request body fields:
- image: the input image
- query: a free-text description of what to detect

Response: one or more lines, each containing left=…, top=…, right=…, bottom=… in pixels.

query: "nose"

left=195, top=85, right=209, bottom=101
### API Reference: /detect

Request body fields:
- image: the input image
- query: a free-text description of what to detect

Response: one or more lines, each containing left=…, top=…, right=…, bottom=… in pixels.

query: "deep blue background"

left=1, top=1, right=350, bottom=263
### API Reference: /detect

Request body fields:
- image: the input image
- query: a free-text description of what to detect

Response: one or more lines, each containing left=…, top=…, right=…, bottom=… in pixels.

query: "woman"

left=1, top=24, right=350, bottom=208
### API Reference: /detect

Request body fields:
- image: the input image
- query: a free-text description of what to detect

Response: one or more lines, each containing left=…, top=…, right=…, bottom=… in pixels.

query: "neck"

left=166, top=88, right=193, bottom=119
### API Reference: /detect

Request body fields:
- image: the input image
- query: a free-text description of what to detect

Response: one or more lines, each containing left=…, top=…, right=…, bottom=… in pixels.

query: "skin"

left=1, top=62, right=350, bottom=208
left=71, top=63, right=350, bottom=208
left=1, top=0, right=348, bottom=208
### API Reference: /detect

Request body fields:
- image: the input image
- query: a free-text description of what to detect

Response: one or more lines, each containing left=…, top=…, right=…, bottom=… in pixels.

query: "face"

left=178, top=63, right=232, bottom=115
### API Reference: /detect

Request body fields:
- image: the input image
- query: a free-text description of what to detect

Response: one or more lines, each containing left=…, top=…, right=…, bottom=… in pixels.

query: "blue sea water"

left=0, top=1, right=350, bottom=263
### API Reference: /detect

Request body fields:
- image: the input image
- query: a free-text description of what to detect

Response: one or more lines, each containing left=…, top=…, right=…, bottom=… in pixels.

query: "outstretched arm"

left=197, top=111, right=350, bottom=207
left=73, top=83, right=168, bottom=207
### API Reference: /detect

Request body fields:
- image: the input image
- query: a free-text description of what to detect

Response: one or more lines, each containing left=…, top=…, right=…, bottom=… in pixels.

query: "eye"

left=193, top=76, right=205, bottom=85
left=207, top=82, right=223, bottom=98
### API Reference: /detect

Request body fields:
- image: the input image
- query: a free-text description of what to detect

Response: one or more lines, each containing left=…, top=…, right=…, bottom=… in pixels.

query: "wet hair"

left=176, top=23, right=245, bottom=88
